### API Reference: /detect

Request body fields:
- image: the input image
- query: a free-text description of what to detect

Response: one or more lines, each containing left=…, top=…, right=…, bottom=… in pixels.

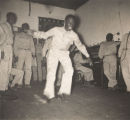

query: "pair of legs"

left=16, top=50, right=32, bottom=86
left=10, top=68, right=24, bottom=87
left=43, top=50, right=74, bottom=99
left=0, top=45, right=12, bottom=91
left=75, top=65, right=93, bottom=81
left=32, top=56, right=46, bottom=82
left=103, top=61, right=117, bottom=88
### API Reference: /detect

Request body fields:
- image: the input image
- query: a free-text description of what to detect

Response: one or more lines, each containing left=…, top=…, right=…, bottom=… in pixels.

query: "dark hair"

left=6, top=12, right=17, bottom=23
left=106, top=33, right=113, bottom=41
left=65, top=14, right=75, bottom=21
left=21, top=23, right=30, bottom=30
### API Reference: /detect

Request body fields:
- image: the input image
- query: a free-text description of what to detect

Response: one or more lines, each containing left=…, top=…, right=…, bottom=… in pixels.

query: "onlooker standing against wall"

left=14, top=23, right=35, bottom=88
left=98, top=33, right=119, bottom=89
left=0, top=12, right=17, bottom=96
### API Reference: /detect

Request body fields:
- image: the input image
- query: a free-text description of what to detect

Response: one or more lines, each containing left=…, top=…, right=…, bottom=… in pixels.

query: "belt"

left=19, top=48, right=30, bottom=50
left=104, top=54, right=116, bottom=57
left=24, top=49, right=30, bottom=50
left=51, top=48, right=68, bottom=52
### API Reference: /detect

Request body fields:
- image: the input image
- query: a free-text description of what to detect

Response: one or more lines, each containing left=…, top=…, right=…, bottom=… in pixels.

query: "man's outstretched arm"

left=74, top=36, right=89, bottom=58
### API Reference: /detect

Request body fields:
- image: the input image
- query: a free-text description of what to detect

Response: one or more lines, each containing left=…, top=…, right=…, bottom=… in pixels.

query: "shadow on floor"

left=0, top=82, right=130, bottom=120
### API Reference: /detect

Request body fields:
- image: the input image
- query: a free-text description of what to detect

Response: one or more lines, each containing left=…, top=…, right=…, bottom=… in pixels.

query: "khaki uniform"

left=32, top=57, right=38, bottom=81
left=34, top=27, right=89, bottom=99
left=73, top=52, right=93, bottom=81
left=98, top=41, right=119, bottom=87
left=14, top=32, right=35, bottom=85
left=0, top=22, right=13, bottom=91
left=118, top=33, right=130, bottom=92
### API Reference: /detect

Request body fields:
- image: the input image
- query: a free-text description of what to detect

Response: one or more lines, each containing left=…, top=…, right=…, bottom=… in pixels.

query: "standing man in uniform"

left=34, top=14, right=90, bottom=103
left=0, top=12, right=17, bottom=95
left=14, top=23, right=35, bottom=88
left=98, top=33, right=119, bottom=89
left=118, top=32, right=130, bottom=92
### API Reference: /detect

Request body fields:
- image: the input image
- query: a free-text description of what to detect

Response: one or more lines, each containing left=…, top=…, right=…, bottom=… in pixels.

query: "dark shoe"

left=41, top=95, right=51, bottom=103
left=108, top=86, right=119, bottom=91
left=124, top=91, right=130, bottom=95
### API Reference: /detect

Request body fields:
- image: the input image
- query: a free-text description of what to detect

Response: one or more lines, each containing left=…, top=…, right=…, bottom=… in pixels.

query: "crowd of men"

left=0, top=12, right=130, bottom=103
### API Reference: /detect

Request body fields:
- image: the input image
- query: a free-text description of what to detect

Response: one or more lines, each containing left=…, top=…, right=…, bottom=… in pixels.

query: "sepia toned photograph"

left=0, top=0, right=130, bottom=120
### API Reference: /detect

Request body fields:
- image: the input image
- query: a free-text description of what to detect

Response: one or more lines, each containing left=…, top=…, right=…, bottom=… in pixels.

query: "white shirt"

left=34, top=27, right=89, bottom=58
left=0, top=22, right=13, bottom=47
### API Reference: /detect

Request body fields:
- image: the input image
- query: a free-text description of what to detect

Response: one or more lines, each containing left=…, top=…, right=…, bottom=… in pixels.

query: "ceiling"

left=24, top=0, right=88, bottom=10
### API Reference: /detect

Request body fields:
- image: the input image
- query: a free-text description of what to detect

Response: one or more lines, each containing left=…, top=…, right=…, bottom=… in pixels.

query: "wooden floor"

left=0, top=82, right=130, bottom=120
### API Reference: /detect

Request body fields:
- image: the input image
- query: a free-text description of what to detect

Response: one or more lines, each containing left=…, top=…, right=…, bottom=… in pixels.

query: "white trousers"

left=103, top=61, right=117, bottom=87
left=16, top=50, right=32, bottom=85
left=0, top=45, right=12, bottom=91
left=44, top=49, right=74, bottom=99
left=56, top=64, right=64, bottom=86
left=10, top=68, right=24, bottom=87
left=121, top=53, right=130, bottom=92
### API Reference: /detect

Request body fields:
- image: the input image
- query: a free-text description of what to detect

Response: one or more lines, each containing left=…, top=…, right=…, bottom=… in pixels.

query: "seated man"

left=73, top=49, right=94, bottom=85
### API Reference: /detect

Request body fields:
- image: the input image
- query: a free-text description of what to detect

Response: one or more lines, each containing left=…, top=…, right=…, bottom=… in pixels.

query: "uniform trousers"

left=103, top=61, right=117, bottom=87
left=75, top=65, right=93, bottom=81
left=16, top=50, right=32, bottom=85
left=10, top=68, right=24, bottom=87
left=0, top=45, right=12, bottom=91
left=32, top=57, right=38, bottom=81
left=44, top=49, right=74, bottom=99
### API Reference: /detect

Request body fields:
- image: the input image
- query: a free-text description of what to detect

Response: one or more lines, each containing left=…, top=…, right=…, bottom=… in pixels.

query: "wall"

left=0, top=0, right=75, bottom=30
left=76, top=0, right=130, bottom=46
